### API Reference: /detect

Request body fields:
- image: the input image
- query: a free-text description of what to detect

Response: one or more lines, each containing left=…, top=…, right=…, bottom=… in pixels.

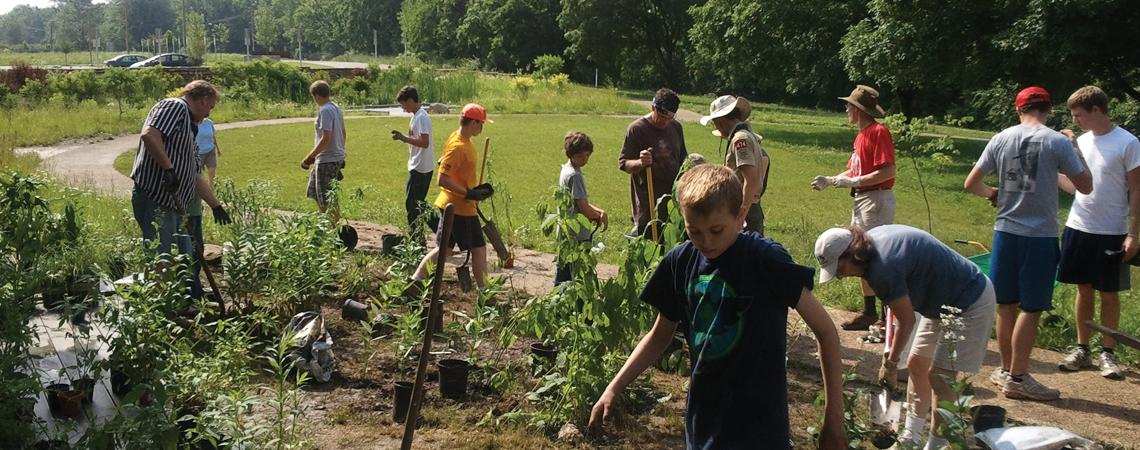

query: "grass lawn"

left=110, top=104, right=1140, bottom=366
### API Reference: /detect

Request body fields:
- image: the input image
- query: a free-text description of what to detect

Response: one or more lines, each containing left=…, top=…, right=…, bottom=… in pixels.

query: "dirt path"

left=21, top=116, right=1139, bottom=448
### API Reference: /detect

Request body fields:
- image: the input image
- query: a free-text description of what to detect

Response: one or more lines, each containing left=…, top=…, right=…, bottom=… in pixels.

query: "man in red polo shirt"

left=812, top=85, right=897, bottom=332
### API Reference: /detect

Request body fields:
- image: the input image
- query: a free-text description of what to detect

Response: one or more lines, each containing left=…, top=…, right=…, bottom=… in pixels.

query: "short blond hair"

left=678, top=164, right=742, bottom=217
left=1067, top=85, right=1109, bottom=114
left=181, top=80, right=219, bottom=99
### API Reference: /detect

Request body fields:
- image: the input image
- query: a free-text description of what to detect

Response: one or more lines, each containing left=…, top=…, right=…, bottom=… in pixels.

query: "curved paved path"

left=18, top=114, right=1140, bottom=448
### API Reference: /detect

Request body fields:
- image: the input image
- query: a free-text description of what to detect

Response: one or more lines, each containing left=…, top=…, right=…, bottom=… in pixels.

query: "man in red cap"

left=964, top=86, right=1093, bottom=401
left=404, top=103, right=495, bottom=297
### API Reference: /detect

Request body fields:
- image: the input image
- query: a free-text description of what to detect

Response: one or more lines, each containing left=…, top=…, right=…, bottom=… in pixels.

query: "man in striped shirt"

left=130, top=80, right=231, bottom=257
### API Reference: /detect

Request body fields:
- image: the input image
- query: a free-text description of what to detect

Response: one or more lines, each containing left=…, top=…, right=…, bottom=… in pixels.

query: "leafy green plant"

left=512, top=76, right=536, bottom=100
left=882, top=114, right=959, bottom=233
left=531, top=54, right=564, bottom=79
left=934, top=306, right=976, bottom=449
left=811, top=370, right=881, bottom=449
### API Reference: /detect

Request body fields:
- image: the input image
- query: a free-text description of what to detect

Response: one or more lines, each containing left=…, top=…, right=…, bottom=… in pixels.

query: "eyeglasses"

left=655, top=106, right=676, bottom=119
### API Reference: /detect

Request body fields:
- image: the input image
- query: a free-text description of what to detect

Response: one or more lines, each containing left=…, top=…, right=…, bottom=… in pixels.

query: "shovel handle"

left=402, top=204, right=455, bottom=450
left=479, top=138, right=490, bottom=185
left=646, top=166, right=659, bottom=244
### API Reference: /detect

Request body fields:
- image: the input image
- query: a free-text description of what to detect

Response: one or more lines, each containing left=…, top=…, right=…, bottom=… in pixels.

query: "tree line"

left=1, top=0, right=1137, bottom=131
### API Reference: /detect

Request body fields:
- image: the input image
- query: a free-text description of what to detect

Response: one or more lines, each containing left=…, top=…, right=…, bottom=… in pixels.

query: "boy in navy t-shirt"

left=587, top=165, right=846, bottom=449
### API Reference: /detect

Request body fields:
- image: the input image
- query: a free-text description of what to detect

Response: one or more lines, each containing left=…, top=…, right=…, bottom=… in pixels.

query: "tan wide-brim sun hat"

left=839, top=85, right=886, bottom=119
left=708, top=96, right=752, bottom=137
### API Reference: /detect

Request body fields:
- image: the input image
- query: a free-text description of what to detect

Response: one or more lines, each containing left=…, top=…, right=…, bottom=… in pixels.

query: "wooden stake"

left=646, top=166, right=659, bottom=244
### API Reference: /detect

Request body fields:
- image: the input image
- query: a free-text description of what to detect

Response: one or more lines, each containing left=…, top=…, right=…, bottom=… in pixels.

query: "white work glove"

left=811, top=175, right=832, bottom=191
left=832, top=175, right=859, bottom=188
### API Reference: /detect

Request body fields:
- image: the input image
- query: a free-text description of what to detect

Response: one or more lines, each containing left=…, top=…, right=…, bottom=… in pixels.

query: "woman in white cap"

left=814, top=224, right=995, bottom=449
left=700, top=95, right=769, bottom=235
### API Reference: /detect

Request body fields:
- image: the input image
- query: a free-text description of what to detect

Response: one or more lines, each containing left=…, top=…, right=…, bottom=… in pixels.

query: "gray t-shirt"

left=314, top=101, right=346, bottom=163
left=976, top=124, right=1085, bottom=237
left=559, top=162, right=592, bottom=242
left=864, top=225, right=988, bottom=318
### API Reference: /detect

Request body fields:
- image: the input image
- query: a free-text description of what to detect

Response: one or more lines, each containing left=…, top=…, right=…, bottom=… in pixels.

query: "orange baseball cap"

left=461, top=103, right=493, bottom=123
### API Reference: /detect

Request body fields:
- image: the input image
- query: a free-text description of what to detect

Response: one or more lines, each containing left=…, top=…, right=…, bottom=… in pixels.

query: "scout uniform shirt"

left=725, top=123, right=770, bottom=204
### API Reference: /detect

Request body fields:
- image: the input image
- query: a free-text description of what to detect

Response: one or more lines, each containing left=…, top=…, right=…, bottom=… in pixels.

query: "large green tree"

left=559, top=0, right=696, bottom=89
left=687, top=0, right=859, bottom=104
left=458, top=0, right=565, bottom=71
left=400, top=0, right=468, bottom=61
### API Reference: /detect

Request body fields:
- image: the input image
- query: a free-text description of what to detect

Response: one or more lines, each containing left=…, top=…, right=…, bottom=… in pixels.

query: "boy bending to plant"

left=587, top=165, right=846, bottom=449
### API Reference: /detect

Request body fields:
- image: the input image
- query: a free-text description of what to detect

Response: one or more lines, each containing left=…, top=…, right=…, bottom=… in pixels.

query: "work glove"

left=391, top=130, right=406, bottom=142
left=211, top=205, right=232, bottom=225
left=878, top=355, right=899, bottom=393
left=162, top=168, right=180, bottom=193
left=464, top=183, right=494, bottom=201
left=810, top=175, right=832, bottom=191
left=831, top=175, right=859, bottom=188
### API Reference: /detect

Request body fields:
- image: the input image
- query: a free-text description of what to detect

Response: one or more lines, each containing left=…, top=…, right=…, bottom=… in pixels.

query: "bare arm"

left=588, top=314, right=678, bottom=432
left=1058, top=174, right=1076, bottom=195
left=739, top=164, right=761, bottom=212
left=305, top=129, right=332, bottom=162
left=438, top=172, right=467, bottom=196
left=793, top=288, right=846, bottom=448
left=1124, top=167, right=1140, bottom=261
left=401, top=134, right=430, bottom=148
left=195, top=175, right=220, bottom=208
left=964, top=165, right=998, bottom=202
left=854, top=163, right=896, bottom=187
left=882, top=296, right=916, bottom=363
left=141, top=127, right=173, bottom=169
left=1069, top=169, right=1093, bottom=195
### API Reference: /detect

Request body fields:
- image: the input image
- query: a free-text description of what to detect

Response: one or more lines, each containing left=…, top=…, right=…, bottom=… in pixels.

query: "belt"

left=850, top=187, right=891, bottom=197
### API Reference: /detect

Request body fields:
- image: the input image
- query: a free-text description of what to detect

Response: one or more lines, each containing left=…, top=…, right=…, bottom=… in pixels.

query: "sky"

left=0, top=0, right=108, bottom=15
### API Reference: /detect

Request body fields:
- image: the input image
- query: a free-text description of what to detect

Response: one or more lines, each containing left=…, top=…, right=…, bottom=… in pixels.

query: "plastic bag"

left=286, top=311, right=336, bottom=383
left=976, top=426, right=1101, bottom=450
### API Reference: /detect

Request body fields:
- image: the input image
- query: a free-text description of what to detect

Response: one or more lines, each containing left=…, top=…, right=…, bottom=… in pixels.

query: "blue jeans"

left=179, top=215, right=204, bottom=298
left=132, top=186, right=183, bottom=256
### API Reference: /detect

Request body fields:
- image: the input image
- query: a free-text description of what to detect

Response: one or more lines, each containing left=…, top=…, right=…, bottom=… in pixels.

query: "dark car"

left=104, top=54, right=146, bottom=67
left=130, top=53, right=192, bottom=68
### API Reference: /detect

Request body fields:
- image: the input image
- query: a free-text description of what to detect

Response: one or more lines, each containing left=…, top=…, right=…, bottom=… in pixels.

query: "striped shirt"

left=130, top=98, right=201, bottom=212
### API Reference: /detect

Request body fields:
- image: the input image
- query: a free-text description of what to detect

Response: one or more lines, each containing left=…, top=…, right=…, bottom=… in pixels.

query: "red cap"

left=1015, top=86, right=1052, bottom=110
left=461, top=103, right=493, bottom=123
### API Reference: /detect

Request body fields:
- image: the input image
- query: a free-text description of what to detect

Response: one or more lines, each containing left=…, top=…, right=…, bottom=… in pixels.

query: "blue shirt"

left=864, top=225, right=988, bottom=318
left=640, top=232, right=814, bottom=449
left=196, top=118, right=215, bottom=154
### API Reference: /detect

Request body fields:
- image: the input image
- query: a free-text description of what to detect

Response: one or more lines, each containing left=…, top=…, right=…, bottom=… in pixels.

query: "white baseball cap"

left=814, top=228, right=854, bottom=284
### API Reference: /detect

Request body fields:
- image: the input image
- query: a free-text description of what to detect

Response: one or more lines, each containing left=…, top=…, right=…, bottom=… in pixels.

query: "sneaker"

left=1100, top=352, right=1124, bottom=380
left=841, top=313, right=878, bottom=331
left=989, top=367, right=1011, bottom=388
left=1003, top=373, right=1060, bottom=401
left=1058, top=346, right=1093, bottom=372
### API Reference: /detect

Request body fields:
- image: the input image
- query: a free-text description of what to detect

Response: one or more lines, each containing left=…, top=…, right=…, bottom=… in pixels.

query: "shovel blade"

left=482, top=221, right=510, bottom=261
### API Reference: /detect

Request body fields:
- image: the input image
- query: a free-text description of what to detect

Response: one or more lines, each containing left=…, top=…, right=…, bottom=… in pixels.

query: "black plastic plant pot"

left=72, top=377, right=97, bottom=403
left=530, top=342, right=558, bottom=360
left=436, top=359, right=471, bottom=400
left=971, top=405, right=1006, bottom=433
left=871, top=429, right=897, bottom=449
left=45, top=383, right=69, bottom=415
left=339, top=224, right=358, bottom=251
left=371, top=313, right=396, bottom=338
left=41, top=287, right=66, bottom=311
left=393, top=381, right=415, bottom=423
left=110, top=368, right=131, bottom=397
left=381, top=234, right=404, bottom=256
left=58, top=388, right=85, bottom=418
left=341, top=299, right=369, bottom=322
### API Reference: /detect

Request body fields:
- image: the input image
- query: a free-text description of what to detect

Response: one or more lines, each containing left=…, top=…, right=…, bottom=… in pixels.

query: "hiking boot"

left=1002, top=373, right=1060, bottom=401
left=989, top=367, right=1011, bottom=388
left=841, top=313, right=878, bottom=331
left=1058, top=346, right=1092, bottom=372
left=1100, top=352, right=1124, bottom=380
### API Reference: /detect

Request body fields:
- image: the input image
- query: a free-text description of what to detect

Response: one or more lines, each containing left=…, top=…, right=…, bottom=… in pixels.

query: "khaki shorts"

left=910, top=278, right=996, bottom=373
left=851, top=189, right=895, bottom=229
left=200, top=150, right=217, bottom=169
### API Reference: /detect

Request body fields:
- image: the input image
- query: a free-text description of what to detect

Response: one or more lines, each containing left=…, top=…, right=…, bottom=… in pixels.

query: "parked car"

left=104, top=54, right=146, bottom=67
left=129, top=53, right=192, bottom=68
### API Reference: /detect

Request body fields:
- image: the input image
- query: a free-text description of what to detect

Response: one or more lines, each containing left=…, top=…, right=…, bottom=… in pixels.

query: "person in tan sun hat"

left=701, top=95, right=769, bottom=235
left=811, top=85, right=898, bottom=332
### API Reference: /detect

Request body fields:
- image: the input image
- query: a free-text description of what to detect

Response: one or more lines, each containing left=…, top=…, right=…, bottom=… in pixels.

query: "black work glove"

left=162, top=168, right=179, bottom=193
left=211, top=205, right=232, bottom=225
left=391, top=130, right=406, bottom=142
left=464, top=183, right=494, bottom=201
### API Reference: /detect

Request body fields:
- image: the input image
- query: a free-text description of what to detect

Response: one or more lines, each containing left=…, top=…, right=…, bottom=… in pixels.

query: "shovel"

left=476, top=137, right=512, bottom=266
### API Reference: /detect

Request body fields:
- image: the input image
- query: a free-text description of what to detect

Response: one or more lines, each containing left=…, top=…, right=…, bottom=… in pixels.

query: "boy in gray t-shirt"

left=555, top=132, right=608, bottom=285
left=964, top=86, right=1092, bottom=402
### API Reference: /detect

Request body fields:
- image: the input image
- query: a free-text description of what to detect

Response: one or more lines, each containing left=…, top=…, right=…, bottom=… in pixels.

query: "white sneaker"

left=1058, top=346, right=1092, bottom=372
left=1003, top=373, right=1060, bottom=401
left=988, top=367, right=1010, bottom=388
left=1100, top=352, right=1124, bottom=380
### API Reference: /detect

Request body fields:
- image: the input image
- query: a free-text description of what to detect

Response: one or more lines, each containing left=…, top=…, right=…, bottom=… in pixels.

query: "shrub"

left=512, top=76, right=536, bottom=100
left=0, top=63, right=48, bottom=93
left=548, top=73, right=570, bottom=93
left=531, top=54, right=564, bottom=79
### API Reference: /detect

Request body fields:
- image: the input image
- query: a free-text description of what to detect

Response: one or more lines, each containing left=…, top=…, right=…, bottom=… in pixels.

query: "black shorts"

left=437, top=213, right=485, bottom=251
left=1058, top=227, right=1130, bottom=292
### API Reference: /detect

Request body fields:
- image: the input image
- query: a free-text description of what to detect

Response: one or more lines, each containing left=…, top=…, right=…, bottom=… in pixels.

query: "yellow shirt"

left=434, top=131, right=478, bottom=216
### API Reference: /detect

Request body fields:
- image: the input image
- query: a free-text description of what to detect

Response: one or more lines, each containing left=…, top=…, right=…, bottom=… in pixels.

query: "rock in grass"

left=557, top=423, right=583, bottom=444
left=428, top=103, right=450, bottom=114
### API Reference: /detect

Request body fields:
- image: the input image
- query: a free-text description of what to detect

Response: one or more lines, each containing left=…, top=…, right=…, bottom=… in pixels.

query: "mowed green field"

left=114, top=108, right=1140, bottom=365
